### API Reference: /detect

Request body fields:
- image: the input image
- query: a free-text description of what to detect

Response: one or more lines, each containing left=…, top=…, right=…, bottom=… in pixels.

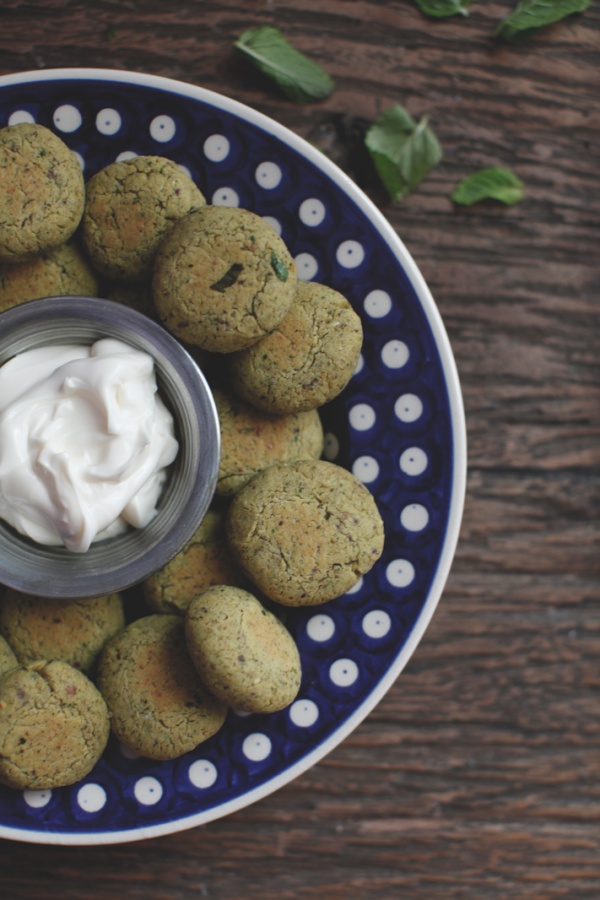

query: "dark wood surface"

left=0, top=1, right=599, bottom=897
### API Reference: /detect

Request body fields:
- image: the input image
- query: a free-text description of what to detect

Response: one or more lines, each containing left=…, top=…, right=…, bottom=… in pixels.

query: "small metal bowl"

left=0, top=296, right=220, bottom=598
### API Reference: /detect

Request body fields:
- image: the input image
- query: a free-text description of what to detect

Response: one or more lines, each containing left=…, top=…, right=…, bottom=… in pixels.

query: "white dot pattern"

left=400, top=447, right=428, bottom=476
left=255, top=161, right=282, bottom=189
left=344, top=576, right=364, bottom=596
left=289, top=699, right=319, bottom=728
left=395, top=394, right=423, bottom=423
left=352, top=455, right=379, bottom=483
left=362, top=609, right=392, bottom=639
left=299, top=198, right=326, bottom=227
left=95, top=108, right=121, bottom=135
left=323, top=432, right=339, bottom=461
left=306, top=614, right=336, bottom=642
left=203, top=134, right=230, bottom=162
left=364, top=289, right=392, bottom=318
left=23, top=789, right=52, bottom=809
left=336, top=240, right=365, bottom=269
left=150, top=114, right=176, bottom=143
left=211, top=187, right=239, bottom=207
left=53, top=104, right=82, bottom=133
left=400, top=503, right=430, bottom=532
left=8, top=109, right=34, bottom=125
left=329, top=658, right=359, bottom=687
left=349, top=403, right=376, bottom=431
left=76, top=783, right=106, bottom=813
left=242, top=733, right=272, bottom=762
left=134, top=776, right=163, bottom=806
left=263, top=215, right=282, bottom=236
left=295, top=252, right=319, bottom=281
left=115, top=150, right=138, bottom=162
left=0, top=80, right=456, bottom=841
left=386, top=558, right=416, bottom=588
left=188, top=760, right=218, bottom=789
left=381, top=339, right=410, bottom=369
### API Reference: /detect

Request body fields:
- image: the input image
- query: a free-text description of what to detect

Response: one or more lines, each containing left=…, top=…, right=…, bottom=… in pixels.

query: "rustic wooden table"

left=0, top=1, right=598, bottom=897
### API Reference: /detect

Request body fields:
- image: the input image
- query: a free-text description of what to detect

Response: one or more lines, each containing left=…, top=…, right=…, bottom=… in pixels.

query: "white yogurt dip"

left=0, top=338, right=179, bottom=552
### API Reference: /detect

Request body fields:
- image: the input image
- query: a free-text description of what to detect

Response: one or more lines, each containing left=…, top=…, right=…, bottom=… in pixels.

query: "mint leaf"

left=451, top=167, right=524, bottom=206
left=413, top=0, right=474, bottom=17
left=235, top=26, right=335, bottom=104
left=365, top=105, right=443, bottom=202
left=270, top=252, right=289, bottom=281
left=210, top=263, right=244, bottom=292
left=496, top=0, right=592, bottom=40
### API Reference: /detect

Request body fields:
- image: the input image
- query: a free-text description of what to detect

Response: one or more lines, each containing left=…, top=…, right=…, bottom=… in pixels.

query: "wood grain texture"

left=0, top=1, right=599, bottom=897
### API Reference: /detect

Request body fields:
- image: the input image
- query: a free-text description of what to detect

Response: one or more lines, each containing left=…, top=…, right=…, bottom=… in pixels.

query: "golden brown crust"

left=185, top=586, right=301, bottom=713
left=142, top=509, right=247, bottom=615
left=228, top=280, right=363, bottom=413
left=0, top=241, right=98, bottom=312
left=0, top=660, right=109, bottom=790
left=152, top=205, right=297, bottom=352
left=0, top=589, right=125, bottom=673
left=226, top=460, right=385, bottom=606
left=96, top=615, right=227, bottom=760
left=214, top=386, right=324, bottom=497
left=82, top=155, right=206, bottom=282
left=0, top=123, right=85, bottom=263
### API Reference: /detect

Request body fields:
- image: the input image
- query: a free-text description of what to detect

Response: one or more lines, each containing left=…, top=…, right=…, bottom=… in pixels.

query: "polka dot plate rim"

left=0, top=68, right=466, bottom=845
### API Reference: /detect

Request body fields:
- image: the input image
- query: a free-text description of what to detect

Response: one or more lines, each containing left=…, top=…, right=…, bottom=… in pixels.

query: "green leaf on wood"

left=495, top=0, right=592, bottom=40
left=451, top=167, right=524, bottom=206
left=365, top=105, right=443, bottom=202
left=234, top=26, right=335, bottom=104
left=413, top=0, right=474, bottom=17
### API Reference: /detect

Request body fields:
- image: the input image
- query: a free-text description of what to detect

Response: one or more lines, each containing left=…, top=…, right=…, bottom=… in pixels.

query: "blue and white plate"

left=0, top=68, right=466, bottom=845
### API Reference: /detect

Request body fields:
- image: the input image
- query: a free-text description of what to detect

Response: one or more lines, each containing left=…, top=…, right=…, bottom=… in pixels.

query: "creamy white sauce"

left=0, top=338, right=179, bottom=552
